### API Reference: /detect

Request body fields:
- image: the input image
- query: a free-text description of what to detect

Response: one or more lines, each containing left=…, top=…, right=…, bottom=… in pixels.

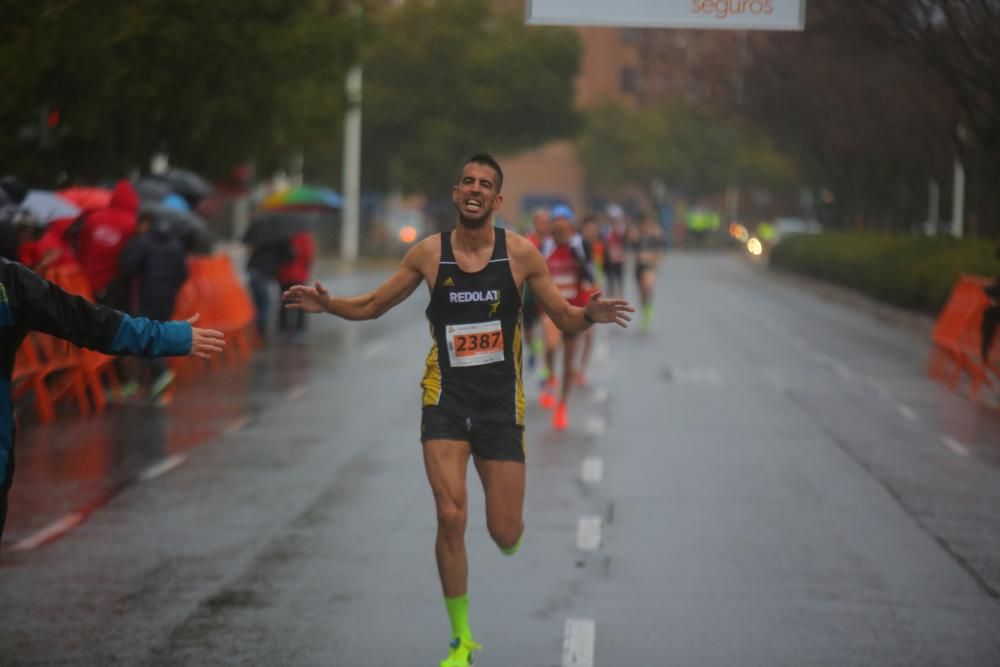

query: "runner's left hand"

left=584, top=291, right=634, bottom=328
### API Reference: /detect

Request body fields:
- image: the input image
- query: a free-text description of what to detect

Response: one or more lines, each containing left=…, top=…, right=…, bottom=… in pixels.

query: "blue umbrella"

left=21, top=190, right=81, bottom=224
left=162, top=193, right=190, bottom=211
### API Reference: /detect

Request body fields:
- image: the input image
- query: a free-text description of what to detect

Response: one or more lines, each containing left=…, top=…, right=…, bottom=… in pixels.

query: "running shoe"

left=149, top=369, right=175, bottom=398
left=553, top=402, right=569, bottom=431
left=539, top=378, right=557, bottom=410
left=440, top=637, right=482, bottom=667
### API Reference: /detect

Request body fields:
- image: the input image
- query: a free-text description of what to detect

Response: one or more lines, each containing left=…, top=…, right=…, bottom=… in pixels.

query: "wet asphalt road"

left=2, top=253, right=999, bottom=666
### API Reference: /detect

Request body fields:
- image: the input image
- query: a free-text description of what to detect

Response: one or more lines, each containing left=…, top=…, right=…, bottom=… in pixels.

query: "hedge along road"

left=2, top=254, right=999, bottom=666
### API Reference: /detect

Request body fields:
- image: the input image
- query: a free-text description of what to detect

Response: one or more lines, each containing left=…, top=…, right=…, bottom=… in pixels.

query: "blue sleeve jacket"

left=1, top=256, right=192, bottom=487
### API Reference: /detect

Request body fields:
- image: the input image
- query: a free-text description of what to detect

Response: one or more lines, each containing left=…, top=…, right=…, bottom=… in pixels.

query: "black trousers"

left=278, top=282, right=307, bottom=333
left=983, top=305, right=1000, bottom=362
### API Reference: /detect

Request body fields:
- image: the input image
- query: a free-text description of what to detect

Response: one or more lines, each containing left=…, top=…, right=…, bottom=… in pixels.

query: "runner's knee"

left=436, top=501, right=467, bottom=535
left=487, top=517, right=522, bottom=550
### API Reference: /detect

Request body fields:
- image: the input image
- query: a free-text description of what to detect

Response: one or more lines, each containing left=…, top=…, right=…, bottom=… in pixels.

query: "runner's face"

left=453, top=163, right=502, bottom=228
left=552, top=216, right=572, bottom=244
left=533, top=212, right=551, bottom=238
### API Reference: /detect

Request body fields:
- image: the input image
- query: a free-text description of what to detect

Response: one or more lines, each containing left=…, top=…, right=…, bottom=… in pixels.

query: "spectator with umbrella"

left=243, top=212, right=298, bottom=341
left=77, top=180, right=139, bottom=309
left=276, top=226, right=316, bottom=342
left=119, top=210, right=190, bottom=400
left=0, top=176, right=28, bottom=261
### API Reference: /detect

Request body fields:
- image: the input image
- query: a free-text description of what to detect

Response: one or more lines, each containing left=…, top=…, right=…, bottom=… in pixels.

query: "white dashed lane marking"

left=223, top=415, right=253, bottom=435
left=584, top=416, right=607, bottom=437
left=580, top=457, right=604, bottom=485
left=285, top=384, right=309, bottom=400
left=562, top=618, right=596, bottom=667
left=139, top=455, right=186, bottom=481
left=11, top=513, right=84, bottom=552
left=576, top=516, right=602, bottom=552
left=940, top=435, right=971, bottom=458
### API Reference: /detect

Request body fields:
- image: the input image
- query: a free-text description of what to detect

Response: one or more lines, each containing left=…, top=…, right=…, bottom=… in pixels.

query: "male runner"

left=603, top=204, right=628, bottom=299
left=538, top=206, right=594, bottom=430
left=283, top=153, right=632, bottom=666
left=576, top=214, right=604, bottom=387
left=521, top=208, right=551, bottom=371
left=631, top=213, right=665, bottom=333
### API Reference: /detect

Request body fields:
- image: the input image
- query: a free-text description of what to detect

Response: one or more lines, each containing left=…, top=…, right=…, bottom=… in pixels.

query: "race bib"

left=446, top=320, right=505, bottom=367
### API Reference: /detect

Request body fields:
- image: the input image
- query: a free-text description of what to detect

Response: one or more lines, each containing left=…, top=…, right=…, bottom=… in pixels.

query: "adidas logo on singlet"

left=442, top=277, right=455, bottom=287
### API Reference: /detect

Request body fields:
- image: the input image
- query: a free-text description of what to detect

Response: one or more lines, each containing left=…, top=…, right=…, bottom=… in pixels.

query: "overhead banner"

left=526, top=0, right=805, bottom=31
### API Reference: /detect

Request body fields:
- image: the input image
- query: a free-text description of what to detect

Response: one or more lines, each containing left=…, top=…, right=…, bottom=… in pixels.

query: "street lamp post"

left=341, top=64, right=362, bottom=262
left=950, top=124, right=967, bottom=239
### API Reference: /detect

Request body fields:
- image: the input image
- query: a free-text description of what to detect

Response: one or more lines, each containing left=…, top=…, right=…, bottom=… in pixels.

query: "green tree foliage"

left=577, top=102, right=795, bottom=202
left=361, top=0, right=581, bottom=194
left=0, top=0, right=356, bottom=184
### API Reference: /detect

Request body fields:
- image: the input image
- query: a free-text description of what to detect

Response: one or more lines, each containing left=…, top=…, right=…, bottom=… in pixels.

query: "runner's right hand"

left=283, top=282, right=331, bottom=314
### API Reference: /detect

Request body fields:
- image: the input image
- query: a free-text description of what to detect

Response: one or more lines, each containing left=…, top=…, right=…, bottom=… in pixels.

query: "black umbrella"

left=243, top=210, right=317, bottom=247
left=140, top=203, right=212, bottom=252
left=133, top=176, right=174, bottom=203
left=162, top=168, right=214, bottom=201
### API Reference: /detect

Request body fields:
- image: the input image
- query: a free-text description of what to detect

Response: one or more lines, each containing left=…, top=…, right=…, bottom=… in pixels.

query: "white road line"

left=584, top=416, right=606, bottom=437
left=896, top=403, right=918, bottom=421
left=576, top=516, right=602, bottom=552
left=581, top=457, right=604, bottom=484
left=139, top=454, right=187, bottom=481
left=594, top=343, right=610, bottom=364
left=11, top=513, right=84, bottom=552
left=832, top=361, right=853, bottom=380
left=223, top=415, right=252, bottom=435
left=562, top=618, right=596, bottom=667
left=361, top=339, right=390, bottom=360
left=285, top=385, right=309, bottom=400
left=940, top=435, right=971, bottom=458
left=591, top=387, right=609, bottom=404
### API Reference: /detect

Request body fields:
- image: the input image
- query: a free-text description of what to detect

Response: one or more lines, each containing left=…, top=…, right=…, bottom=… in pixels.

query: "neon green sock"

left=444, top=594, right=473, bottom=641
left=531, top=338, right=543, bottom=356
left=500, top=533, right=523, bottom=557
left=642, top=304, right=653, bottom=326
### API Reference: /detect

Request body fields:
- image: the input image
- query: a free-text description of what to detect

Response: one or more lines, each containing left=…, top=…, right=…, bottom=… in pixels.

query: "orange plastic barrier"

left=927, top=275, right=999, bottom=401
left=44, top=265, right=121, bottom=411
left=169, top=254, right=258, bottom=380
left=12, top=253, right=257, bottom=422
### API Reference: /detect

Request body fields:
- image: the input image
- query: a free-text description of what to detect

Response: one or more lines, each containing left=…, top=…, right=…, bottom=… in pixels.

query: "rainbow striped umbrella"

left=261, top=186, right=343, bottom=211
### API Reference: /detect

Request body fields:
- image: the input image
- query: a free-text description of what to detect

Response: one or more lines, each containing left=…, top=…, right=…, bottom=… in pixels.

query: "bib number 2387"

left=446, top=320, right=504, bottom=367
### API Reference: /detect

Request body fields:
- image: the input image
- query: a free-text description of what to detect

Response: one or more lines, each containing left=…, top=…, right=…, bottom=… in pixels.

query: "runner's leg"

left=473, top=456, right=526, bottom=554
left=424, top=439, right=476, bottom=648
left=639, top=269, right=655, bottom=331
left=554, top=335, right=577, bottom=429
left=423, top=439, right=472, bottom=597
left=577, top=328, right=594, bottom=385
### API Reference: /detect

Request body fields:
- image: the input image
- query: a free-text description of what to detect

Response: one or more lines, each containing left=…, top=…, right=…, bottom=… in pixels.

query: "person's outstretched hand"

left=283, top=281, right=331, bottom=314
left=186, top=313, right=226, bottom=359
left=584, top=291, right=634, bottom=328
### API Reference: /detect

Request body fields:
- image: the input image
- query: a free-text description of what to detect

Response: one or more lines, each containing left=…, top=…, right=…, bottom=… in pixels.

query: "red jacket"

left=34, top=217, right=79, bottom=270
left=77, top=180, right=138, bottom=295
left=277, top=232, right=315, bottom=285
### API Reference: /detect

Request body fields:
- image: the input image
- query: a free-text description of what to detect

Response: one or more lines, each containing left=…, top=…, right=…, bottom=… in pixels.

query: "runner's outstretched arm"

left=282, top=240, right=428, bottom=321
left=513, top=237, right=633, bottom=334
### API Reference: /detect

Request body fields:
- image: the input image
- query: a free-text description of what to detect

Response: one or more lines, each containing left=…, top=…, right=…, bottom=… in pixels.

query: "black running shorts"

left=421, top=406, right=525, bottom=462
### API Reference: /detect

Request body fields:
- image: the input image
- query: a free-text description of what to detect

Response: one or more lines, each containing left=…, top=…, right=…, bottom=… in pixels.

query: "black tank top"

left=421, top=228, right=524, bottom=424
